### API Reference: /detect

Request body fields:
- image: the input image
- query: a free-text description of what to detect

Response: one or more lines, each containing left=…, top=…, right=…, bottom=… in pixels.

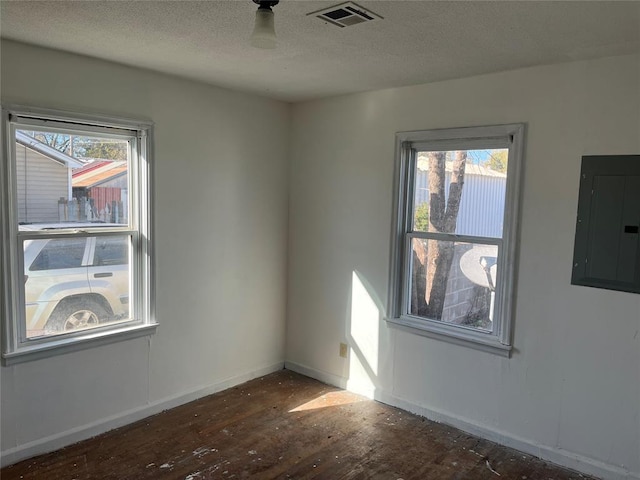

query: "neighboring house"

left=15, top=131, right=84, bottom=224
left=72, top=160, right=128, bottom=223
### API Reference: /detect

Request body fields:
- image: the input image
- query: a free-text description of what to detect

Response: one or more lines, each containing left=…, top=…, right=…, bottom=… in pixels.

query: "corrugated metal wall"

left=414, top=171, right=506, bottom=238
left=89, top=187, right=122, bottom=212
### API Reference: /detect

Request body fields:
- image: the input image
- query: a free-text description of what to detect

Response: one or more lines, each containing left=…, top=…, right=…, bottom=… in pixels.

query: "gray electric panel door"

left=572, top=155, right=640, bottom=293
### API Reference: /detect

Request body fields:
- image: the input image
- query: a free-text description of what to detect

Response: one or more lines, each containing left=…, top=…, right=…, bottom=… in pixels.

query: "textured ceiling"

left=1, top=1, right=639, bottom=102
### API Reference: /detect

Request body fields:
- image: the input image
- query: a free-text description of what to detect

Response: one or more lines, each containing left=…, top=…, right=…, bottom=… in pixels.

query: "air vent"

left=308, top=2, right=382, bottom=28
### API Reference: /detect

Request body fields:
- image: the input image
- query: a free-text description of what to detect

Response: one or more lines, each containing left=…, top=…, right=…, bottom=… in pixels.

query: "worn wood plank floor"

left=2, top=370, right=595, bottom=480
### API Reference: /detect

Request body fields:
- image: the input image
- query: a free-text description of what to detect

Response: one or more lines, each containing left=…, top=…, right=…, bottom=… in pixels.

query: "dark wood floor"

left=2, top=370, right=595, bottom=480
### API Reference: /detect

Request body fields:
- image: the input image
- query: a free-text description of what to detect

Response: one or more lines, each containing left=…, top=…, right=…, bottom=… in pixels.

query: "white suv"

left=22, top=225, right=130, bottom=338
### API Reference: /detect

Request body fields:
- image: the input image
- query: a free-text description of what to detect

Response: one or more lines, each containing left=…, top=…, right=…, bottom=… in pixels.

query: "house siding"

left=15, top=143, right=69, bottom=224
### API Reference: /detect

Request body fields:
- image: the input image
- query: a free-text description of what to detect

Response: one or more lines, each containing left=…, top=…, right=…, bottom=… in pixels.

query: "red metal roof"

left=72, top=161, right=127, bottom=188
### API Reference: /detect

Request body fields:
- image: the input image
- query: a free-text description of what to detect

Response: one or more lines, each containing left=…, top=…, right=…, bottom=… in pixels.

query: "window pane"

left=93, top=236, right=128, bottom=266
left=413, top=149, right=507, bottom=238
left=409, top=238, right=498, bottom=331
left=88, top=236, right=131, bottom=327
left=24, top=235, right=131, bottom=339
left=15, top=129, right=129, bottom=226
left=28, top=238, right=87, bottom=271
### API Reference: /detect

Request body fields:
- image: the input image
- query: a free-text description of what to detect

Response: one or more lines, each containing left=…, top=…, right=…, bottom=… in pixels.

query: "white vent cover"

left=308, top=2, right=382, bottom=28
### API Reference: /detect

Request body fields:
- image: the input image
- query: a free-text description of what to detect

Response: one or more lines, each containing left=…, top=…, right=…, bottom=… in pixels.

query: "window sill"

left=386, top=315, right=512, bottom=357
left=2, top=323, right=158, bottom=366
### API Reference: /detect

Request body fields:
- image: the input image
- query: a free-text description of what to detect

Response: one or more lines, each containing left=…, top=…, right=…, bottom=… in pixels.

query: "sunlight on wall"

left=346, top=271, right=380, bottom=398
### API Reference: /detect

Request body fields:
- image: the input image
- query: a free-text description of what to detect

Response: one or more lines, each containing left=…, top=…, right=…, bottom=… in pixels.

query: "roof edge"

left=15, top=131, right=86, bottom=168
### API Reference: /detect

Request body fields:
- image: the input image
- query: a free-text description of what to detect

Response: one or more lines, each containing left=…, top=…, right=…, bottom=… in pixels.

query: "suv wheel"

left=45, top=299, right=108, bottom=334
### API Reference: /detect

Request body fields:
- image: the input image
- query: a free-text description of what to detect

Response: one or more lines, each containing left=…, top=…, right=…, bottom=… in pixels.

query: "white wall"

left=1, top=40, right=290, bottom=463
left=286, top=54, right=640, bottom=480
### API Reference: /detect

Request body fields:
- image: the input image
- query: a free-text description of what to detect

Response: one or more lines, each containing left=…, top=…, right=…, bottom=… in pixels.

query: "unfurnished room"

left=0, top=1, right=639, bottom=479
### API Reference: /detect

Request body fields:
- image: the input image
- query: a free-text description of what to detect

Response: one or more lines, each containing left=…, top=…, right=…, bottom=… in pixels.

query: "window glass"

left=16, top=129, right=129, bottom=226
left=409, top=239, right=498, bottom=331
left=93, top=236, right=128, bottom=266
left=412, top=149, right=508, bottom=238
left=87, top=235, right=132, bottom=332
left=23, top=234, right=132, bottom=339
left=24, top=237, right=91, bottom=338
left=28, top=238, right=87, bottom=271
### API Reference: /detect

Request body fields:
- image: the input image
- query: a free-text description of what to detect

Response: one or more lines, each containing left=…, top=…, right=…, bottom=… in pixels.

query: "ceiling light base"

left=253, top=1, right=279, bottom=8
left=250, top=0, right=279, bottom=49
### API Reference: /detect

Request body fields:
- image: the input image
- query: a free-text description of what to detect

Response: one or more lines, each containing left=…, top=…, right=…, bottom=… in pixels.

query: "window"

left=388, top=124, right=525, bottom=356
left=1, top=106, right=155, bottom=363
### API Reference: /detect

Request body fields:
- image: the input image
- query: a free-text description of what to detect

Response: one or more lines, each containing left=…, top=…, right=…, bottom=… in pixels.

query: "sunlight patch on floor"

left=289, top=391, right=367, bottom=412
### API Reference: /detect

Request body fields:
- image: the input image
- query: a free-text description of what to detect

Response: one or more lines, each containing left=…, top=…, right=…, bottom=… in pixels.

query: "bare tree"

left=412, top=151, right=467, bottom=319
left=21, top=131, right=128, bottom=160
left=23, top=131, right=71, bottom=154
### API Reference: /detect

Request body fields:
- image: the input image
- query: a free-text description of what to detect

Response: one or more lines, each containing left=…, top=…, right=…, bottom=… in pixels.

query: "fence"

left=58, top=196, right=127, bottom=224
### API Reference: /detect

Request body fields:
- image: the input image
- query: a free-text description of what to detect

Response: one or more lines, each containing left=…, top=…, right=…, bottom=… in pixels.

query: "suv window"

left=93, top=237, right=127, bottom=266
left=30, top=238, right=87, bottom=271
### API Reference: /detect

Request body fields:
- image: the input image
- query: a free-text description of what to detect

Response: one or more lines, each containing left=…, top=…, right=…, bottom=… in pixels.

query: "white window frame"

left=387, top=124, right=525, bottom=357
left=0, top=105, right=156, bottom=364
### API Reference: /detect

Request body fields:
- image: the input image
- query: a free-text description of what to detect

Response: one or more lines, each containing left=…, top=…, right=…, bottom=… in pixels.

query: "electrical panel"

left=572, top=155, right=640, bottom=293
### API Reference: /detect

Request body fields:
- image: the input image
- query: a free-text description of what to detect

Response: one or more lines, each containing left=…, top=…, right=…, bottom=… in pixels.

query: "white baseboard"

left=284, top=360, right=348, bottom=389
left=284, top=361, right=639, bottom=480
left=0, top=361, right=284, bottom=468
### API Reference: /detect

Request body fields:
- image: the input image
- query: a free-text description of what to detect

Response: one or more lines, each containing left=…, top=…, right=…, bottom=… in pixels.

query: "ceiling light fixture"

left=251, top=0, right=279, bottom=49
